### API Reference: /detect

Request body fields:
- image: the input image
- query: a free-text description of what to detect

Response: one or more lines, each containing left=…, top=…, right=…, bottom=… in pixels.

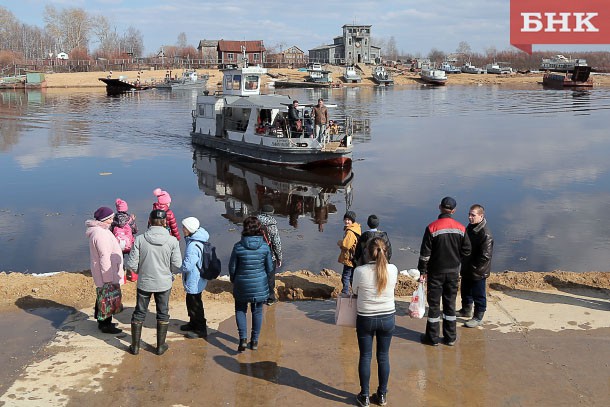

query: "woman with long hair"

left=351, top=237, right=398, bottom=406
left=229, top=216, right=274, bottom=352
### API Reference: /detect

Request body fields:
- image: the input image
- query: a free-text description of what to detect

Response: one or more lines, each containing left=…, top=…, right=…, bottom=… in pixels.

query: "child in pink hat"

left=152, top=188, right=180, bottom=240
left=111, top=198, right=138, bottom=254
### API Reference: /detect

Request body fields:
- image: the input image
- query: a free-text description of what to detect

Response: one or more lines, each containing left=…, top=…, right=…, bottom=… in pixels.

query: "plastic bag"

left=408, top=282, right=426, bottom=319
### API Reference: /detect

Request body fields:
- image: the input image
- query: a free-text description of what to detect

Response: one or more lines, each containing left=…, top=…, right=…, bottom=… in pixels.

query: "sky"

left=2, top=0, right=607, bottom=56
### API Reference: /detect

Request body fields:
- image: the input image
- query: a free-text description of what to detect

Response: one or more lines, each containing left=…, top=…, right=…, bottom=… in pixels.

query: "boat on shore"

left=190, top=60, right=353, bottom=168
left=439, top=62, right=461, bottom=74
left=461, top=62, right=485, bottom=74
left=485, top=62, right=513, bottom=75
left=371, top=65, right=394, bottom=85
left=540, top=55, right=588, bottom=72
left=154, top=69, right=209, bottom=90
left=420, top=67, right=447, bottom=85
left=342, top=65, right=361, bottom=83
left=542, top=65, right=593, bottom=88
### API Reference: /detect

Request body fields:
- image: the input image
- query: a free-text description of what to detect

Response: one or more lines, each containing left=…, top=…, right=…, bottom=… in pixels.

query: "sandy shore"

left=0, top=269, right=608, bottom=406
left=41, top=66, right=610, bottom=89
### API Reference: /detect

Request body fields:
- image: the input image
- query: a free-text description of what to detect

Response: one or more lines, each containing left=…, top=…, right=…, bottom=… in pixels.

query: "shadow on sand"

left=490, top=283, right=610, bottom=311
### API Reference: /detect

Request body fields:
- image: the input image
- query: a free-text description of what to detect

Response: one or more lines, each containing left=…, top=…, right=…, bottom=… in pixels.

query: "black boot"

left=156, top=321, right=169, bottom=355
left=129, top=322, right=143, bottom=355
left=237, top=338, right=247, bottom=352
left=456, top=304, right=474, bottom=318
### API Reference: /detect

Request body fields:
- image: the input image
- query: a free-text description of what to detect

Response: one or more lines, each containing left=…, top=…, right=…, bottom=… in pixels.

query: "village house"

left=197, top=40, right=219, bottom=63
left=309, top=24, right=381, bottom=65
left=279, top=46, right=306, bottom=67
left=216, top=40, right=265, bottom=67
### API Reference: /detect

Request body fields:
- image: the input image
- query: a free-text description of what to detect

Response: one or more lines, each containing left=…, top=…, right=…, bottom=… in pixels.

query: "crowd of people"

left=85, top=190, right=492, bottom=406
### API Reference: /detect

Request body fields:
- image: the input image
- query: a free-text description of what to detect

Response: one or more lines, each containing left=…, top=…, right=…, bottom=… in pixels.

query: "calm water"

left=2, top=83, right=610, bottom=274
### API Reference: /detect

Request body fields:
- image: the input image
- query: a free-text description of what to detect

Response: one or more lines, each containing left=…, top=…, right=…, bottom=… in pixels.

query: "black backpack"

left=196, top=242, right=222, bottom=280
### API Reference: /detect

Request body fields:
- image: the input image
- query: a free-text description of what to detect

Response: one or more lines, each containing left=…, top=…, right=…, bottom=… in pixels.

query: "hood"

left=345, top=222, right=361, bottom=234
left=153, top=202, right=169, bottom=211
left=187, top=227, right=210, bottom=243
left=144, top=225, right=172, bottom=246
left=258, top=213, right=277, bottom=227
left=241, top=235, right=265, bottom=250
left=114, top=212, right=131, bottom=227
left=85, top=219, right=109, bottom=237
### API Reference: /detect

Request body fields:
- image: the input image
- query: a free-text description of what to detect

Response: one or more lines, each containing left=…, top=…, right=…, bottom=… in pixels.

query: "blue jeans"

left=460, top=277, right=487, bottom=314
left=341, top=264, right=354, bottom=294
left=131, top=288, right=171, bottom=323
left=356, top=313, right=395, bottom=396
left=235, top=301, right=264, bottom=341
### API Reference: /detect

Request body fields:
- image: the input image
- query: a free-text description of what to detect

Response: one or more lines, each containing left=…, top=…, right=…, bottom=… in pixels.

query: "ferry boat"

left=540, top=55, right=588, bottom=72
left=190, top=60, right=353, bottom=168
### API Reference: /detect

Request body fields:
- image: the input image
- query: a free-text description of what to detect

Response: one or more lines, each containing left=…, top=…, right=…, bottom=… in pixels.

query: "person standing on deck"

left=312, top=98, right=329, bottom=142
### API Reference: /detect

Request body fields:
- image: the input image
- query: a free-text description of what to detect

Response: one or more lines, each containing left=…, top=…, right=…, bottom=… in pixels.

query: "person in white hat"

left=180, top=216, right=210, bottom=339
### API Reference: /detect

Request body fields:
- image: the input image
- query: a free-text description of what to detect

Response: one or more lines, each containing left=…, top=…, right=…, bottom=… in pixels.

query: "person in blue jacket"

left=229, top=216, right=274, bottom=352
left=180, top=217, right=210, bottom=339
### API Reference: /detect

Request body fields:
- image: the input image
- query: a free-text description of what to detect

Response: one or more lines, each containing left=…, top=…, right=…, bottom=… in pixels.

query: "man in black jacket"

left=287, top=100, right=301, bottom=136
left=418, top=197, right=471, bottom=346
left=458, top=204, right=493, bottom=328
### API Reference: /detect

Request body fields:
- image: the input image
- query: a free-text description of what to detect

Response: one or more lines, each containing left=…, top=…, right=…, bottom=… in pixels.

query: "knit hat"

left=115, top=198, right=128, bottom=212
left=261, top=204, right=275, bottom=214
left=367, top=214, right=379, bottom=229
left=343, top=211, right=356, bottom=222
left=182, top=217, right=200, bottom=234
left=153, top=188, right=172, bottom=205
left=440, top=196, right=457, bottom=210
left=149, top=209, right=166, bottom=220
left=94, top=206, right=114, bottom=222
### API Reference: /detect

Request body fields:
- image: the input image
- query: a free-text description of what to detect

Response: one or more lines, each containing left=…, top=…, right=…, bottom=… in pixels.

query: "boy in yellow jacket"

left=337, top=211, right=361, bottom=294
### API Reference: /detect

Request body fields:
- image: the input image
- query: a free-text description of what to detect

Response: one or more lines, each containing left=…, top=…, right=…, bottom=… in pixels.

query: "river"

left=2, top=83, right=610, bottom=274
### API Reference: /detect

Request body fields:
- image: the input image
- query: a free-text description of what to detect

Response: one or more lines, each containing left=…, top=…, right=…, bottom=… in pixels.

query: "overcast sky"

left=3, top=0, right=606, bottom=56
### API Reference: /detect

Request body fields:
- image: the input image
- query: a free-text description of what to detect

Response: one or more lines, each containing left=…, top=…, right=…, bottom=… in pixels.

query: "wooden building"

left=216, top=40, right=265, bottom=67
left=309, top=24, right=381, bottom=65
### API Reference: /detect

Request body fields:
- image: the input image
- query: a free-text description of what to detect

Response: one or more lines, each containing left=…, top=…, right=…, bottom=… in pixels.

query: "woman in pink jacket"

left=85, top=206, right=125, bottom=334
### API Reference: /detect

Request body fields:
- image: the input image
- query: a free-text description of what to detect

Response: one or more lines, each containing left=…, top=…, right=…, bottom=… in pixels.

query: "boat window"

left=232, top=74, right=241, bottom=90
left=245, top=75, right=258, bottom=90
left=224, top=75, right=232, bottom=90
left=198, top=104, right=206, bottom=116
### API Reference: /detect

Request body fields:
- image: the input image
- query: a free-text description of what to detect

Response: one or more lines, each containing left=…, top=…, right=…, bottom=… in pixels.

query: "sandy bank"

left=2, top=269, right=609, bottom=312
left=41, top=67, right=610, bottom=89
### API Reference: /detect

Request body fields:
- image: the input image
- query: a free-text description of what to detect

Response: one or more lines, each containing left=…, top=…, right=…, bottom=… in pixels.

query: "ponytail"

left=367, top=238, right=388, bottom=294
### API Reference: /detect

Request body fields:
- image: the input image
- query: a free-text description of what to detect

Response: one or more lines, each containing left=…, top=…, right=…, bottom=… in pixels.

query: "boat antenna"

left=241, top=45, right=248, bottom=68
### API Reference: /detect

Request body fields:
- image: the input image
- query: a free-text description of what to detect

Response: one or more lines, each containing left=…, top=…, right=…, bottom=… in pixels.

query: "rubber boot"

left=129, top=322, right=143, bottom=355
left=156, top=321, right=169, bottom=355
left=456, top=304, right=474, bottom=318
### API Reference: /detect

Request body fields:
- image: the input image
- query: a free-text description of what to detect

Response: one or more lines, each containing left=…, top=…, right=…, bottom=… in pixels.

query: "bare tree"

left=177, top=32, right=187, bottom=48
left=428, top=48, right=445, bottom=64
left=0, top=7, right=20, bottom=52
left=122, top=26, right=143, bottom=57
left=44, top=5, right=90, bottom=54
left=456, top=41, right=472, bottom=57
left=385, top=36, right=398, bottom=60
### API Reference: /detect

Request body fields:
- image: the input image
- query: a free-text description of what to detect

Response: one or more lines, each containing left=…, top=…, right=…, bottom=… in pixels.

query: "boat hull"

left=274, top=81, right=333, bottom=88
left=191, top=132, right=352, bottom=168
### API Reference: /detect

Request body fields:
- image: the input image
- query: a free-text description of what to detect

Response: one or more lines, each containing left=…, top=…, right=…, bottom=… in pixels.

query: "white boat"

left=461, top=62, right=485, bottom=74
left=371, top=65, right=394, bottom=85
left=190, top=60, right=353, bottom=168
left=305, top=63, right=333, bottom=83
left=155, top=69, right=209, bottom=90
left=420, top=67, right=447, bottom=85
left=540, top=55, right=588, bottom=72
left=343, top=65, right=361, bottom=83
left=439, top=62, right=461, bottom=74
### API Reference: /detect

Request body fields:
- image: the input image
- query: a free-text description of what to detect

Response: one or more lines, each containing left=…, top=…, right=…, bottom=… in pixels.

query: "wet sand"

left=0, top=271, right=608, bottom=406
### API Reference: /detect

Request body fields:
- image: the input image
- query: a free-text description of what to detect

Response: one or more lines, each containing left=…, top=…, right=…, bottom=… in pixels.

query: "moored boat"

left=540, top=55, right=588, bottom=72
left=420, top=67, right=447, bottom=85
left=439, top=62, right=461, bottom=74
left=190, top=60, right=353, bottom=168
left=542, top=65, right=593, bottom=88
left=461, top=62, right=485, bottom=74
left=98, top=77, right=150, bottom=95
left=371, top=65, right=394, bottom=85
left=154, top=69, right=209, bottom=90
left=343, top=65, right=361, bottom=83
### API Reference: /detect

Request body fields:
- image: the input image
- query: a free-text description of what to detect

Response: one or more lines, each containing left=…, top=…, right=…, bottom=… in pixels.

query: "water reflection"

left=192, top=149, right=353, bottom=232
